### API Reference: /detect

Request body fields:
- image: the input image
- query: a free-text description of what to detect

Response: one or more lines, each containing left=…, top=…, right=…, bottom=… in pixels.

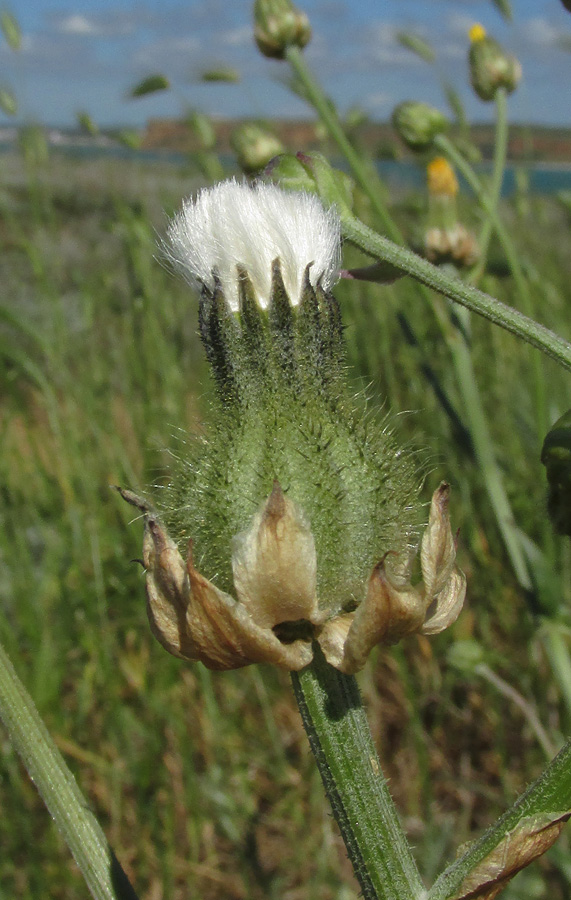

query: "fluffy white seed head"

left=166, top=179, right=341, bottom=311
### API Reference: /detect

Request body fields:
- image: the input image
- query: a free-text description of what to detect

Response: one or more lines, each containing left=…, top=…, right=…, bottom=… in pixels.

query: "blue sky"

left=2, top=0, right=571, bottom=128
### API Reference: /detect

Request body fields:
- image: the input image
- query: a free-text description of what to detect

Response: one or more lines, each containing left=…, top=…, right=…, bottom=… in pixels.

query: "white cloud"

left=220, top=25, right=252, bottom=46
left=52, top=11, right=139, bottom=38
left=58, top=15, right=101, bottom=36
left=364, top=91, right=392, bottom=111
left=131, top=35, right=201, bottom=72
left=446, top=12, right=478, bottom=38
left=519, top=17, right=564, bottom=47
left=366, top=24, right=424, bottom=66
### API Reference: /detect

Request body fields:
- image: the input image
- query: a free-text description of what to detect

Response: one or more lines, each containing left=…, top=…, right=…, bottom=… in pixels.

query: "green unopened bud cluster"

left=468, top=24, right=521, bottom=101
left=253, top=0, right=311, bottom=59
left=392, top=101, right=449, bottom=151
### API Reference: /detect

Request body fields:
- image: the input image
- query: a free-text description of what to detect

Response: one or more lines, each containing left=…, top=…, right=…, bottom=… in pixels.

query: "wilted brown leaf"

left=449, top=811, right=570, bottom=900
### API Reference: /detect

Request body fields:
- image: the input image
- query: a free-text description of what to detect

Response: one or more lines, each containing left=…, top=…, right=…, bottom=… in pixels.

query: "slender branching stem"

left=341, top=213, right=571, bottom=372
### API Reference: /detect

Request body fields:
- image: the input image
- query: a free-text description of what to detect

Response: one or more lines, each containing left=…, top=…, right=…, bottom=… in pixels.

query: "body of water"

left=2, top=139, right=571, bottom=195
left=377, top=158, right=571, bottom=195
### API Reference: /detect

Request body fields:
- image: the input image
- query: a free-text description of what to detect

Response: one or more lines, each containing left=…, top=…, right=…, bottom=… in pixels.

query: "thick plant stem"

left=341, top=213, right=571, bottom=373
left=291, top=647, right=425, bottom=900
left=0, top=640, right=139, bottom=900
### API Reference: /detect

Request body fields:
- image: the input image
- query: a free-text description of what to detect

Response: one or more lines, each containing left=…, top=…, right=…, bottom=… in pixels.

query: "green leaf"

left=199, top=67, right=240, bottom=83
left=0, top=640, right=140, bottom=900
left=76, top=110, right=99, bottom=136
left=397, top=31, right=436, bottom=63
left=1, top=9, right=21, bottom=50
left=0, top=87, right=17, bottom=115
left=116, top=129, right=142, bottom=149
left=129, top=74, right=170, bottom=98
left=443, top=82, right=467, bottom=129
left=491, top=0, right=513, bottom=21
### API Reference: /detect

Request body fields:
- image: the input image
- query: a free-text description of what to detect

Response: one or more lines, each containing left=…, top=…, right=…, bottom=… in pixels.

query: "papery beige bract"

left=318, top=484, right=466, bottom=673
left=118, top=482, right=465, bottom=673
left=119, top=484, right=324, bottom=671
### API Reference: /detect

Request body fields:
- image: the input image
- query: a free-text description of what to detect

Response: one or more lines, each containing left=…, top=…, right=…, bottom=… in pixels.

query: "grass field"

left=1, top=140, right=571, bottom=900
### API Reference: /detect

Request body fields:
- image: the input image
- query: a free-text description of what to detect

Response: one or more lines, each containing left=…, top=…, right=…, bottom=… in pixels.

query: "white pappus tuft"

left=165, top=178, right=342, bottom=311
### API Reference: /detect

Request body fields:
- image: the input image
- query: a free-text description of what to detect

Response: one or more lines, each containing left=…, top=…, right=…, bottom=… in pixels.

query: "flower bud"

left=468, top=24, right=521, bottom=101
left=230, top=122, right=285, bottom=174
left=120, top=180, right=466, bottom=672
left=392, top=101, right=449, bottom=152
left=427, top=156, right=458, bottom=198
left=253, top=0, right=311, bottom=59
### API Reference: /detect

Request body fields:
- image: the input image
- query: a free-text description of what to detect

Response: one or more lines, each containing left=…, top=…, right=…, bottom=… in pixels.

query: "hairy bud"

left=469, top=24, right=521, bottom=101
left=253, top=0, right=311, bottom=59
left=119, top=180, right=466, bottom=672
left=230, top=122, right=285, bottom=174
left=392, top=101, right=449, bottom=152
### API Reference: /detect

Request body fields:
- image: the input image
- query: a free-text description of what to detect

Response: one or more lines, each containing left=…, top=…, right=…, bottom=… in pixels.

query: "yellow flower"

left=427, top=157, right=459, bottom=198
left=469, top=23, right=487, bottom=43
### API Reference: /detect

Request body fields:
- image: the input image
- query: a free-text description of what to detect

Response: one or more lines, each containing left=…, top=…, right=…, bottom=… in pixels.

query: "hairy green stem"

left=341, top=213, right=571, bottom=372
left=0, top=640, right=139, bottom=900
left=291, top=648, right=425, bottom=900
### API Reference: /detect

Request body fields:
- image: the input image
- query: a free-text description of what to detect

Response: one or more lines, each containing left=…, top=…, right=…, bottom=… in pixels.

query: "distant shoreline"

left=2, top=145, right=571, bottom=196
left=4, top=118, right=571, bottom=164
